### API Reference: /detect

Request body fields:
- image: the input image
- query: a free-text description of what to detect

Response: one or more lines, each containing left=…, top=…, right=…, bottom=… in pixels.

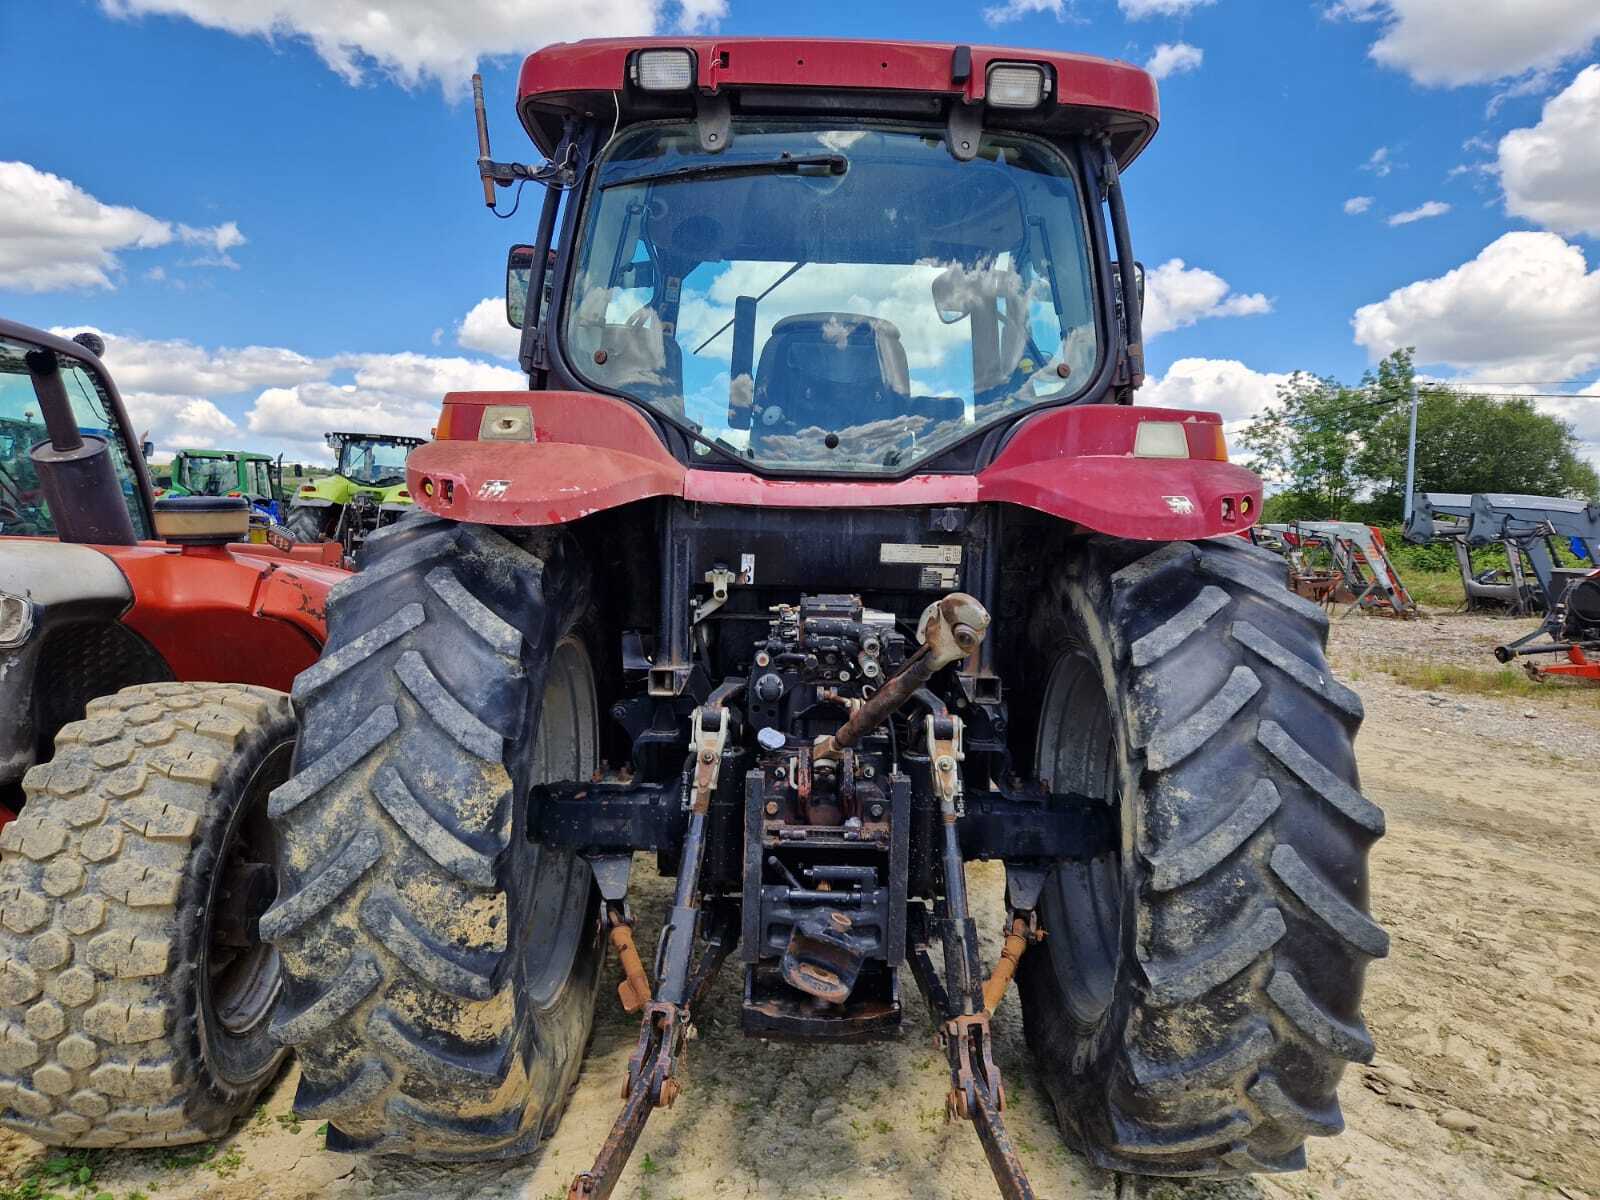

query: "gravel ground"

left=3, top=608, right=1598, bottom=1200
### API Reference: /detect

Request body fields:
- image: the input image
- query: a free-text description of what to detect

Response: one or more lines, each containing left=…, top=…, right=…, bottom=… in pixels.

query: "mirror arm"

left=519, top=184, right=563, bottom=378
left=1100, top=139, right=1144, bottom=393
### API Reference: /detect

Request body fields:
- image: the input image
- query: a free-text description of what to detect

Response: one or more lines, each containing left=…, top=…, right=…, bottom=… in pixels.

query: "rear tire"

left=285, top=506, right=324, bottom=543
left=265, top=515, right=602, bottom=1158
left=1017, top=536, right=1388, bottom=1176
left=0, top=683, right=293, bottom=1147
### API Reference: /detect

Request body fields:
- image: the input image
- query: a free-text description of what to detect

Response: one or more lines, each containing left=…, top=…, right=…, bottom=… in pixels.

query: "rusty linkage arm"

left=569, top=698, right=741, bottom=1200
left=905, top=697, right=1040, bottom=1200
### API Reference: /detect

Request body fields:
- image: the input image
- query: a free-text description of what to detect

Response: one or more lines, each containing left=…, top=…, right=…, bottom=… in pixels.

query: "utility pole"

left=1402, top=377, right=1420, bottom=525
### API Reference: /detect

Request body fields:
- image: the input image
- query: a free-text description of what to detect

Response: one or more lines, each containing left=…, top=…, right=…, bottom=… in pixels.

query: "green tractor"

left=162, top=447, right=289, bottom=524
left=285, top=430, right=423, bottom=556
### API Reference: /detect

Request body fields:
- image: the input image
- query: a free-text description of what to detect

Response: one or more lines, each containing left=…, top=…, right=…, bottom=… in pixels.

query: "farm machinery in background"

left=158, top=447, right=306, bottom=544
left=284, top=430, right=423, bottom=557
left=251, top=39, right=1385, bottom=1200
left=1262, top=522, right=1416, bottom=618
left=1407, top=492, right=1600, bottom=683
left=0, top=316, right=348, bottom=1148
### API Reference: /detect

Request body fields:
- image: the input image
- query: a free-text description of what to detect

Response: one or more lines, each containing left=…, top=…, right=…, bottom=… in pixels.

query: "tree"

left=1242, top=348, right=1600, bottom=523
left=1359, top=388, right=1599, bottom=521
left=1239, top=366, right=1393, bottom=520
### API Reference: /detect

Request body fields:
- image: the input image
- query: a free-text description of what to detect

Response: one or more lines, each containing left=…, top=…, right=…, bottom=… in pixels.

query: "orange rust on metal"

left=982, top=917, right=1032, bottom=1014
left=610, top=923, right=651, bottom=1013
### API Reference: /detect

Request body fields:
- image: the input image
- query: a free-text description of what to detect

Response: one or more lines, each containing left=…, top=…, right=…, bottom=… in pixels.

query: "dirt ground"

left=3, top=607, right=1597, bottom=1200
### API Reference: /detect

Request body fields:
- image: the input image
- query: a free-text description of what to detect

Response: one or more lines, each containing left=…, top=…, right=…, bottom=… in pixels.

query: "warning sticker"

left=880, top=543, right=963, bottom=566
left=919, top=566, right=961, bottom=590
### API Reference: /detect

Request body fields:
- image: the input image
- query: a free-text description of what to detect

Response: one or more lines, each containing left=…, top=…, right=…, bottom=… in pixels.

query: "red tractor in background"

left=266, top=39, right=1386, bottom=1199
left=0, top=318, right=347, bottom=1148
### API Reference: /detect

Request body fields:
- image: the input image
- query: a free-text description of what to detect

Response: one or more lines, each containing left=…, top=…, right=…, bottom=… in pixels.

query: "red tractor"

left=0, top=318, right=347, bottom=1147
left=266, top=40, right=1386, bottom=1198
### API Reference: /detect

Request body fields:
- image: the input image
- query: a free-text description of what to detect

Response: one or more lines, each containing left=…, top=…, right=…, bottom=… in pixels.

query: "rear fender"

left=410, top=391, right=1260, bottom=539
left=410, top=391, right=685, bottom=525
left=977, top=405, right=1261, bottom=539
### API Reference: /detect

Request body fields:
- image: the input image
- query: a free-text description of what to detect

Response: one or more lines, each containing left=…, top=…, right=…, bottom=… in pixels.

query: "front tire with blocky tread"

left=0, top=683, right=294, bottom=1148
left=1017, top=535, right=1388, bottom=1176
left=266, top=515, right=602, bottom=1159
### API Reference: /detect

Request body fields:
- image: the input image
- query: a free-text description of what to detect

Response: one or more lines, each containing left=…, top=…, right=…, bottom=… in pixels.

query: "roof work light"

left=986, top=63, right=1049, bottom=108
left=634, top=49, right=695, bottom=91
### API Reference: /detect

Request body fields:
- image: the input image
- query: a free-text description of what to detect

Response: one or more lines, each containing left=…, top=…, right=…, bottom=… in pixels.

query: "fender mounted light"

left=479, top=404, right=536, bottom=441
left=634, top=49, right=695, bottom=92
left=986, top=63, right=1048, bottom=109
left=1133, top=420, right=1190, bottom=459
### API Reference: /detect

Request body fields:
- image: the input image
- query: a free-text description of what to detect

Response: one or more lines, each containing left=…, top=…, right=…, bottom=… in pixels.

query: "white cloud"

left=981, top=0, right=1068, bottom=25
left=1352, top=231, right=1600, bottom=381
left=245, top=353, right=521, bottom=457
left=0, top=162, right=173, bottom=291
left=1144, top=42, right=1203, bottom=80
left=52, top=326, right=322, bottom=395
left=1386, top=200, right=1451, bottom=225
left=1325, top=0, right=1600, bottom=87
left=1142, top=259, right=1271, bottom=339
left=1361, top=146, right=1396, bottom=177
left=1344, top=195, right=1375, bottom=215
left=1140, top=357, right=1295, bottom=431
left=1499, top=65, right=1600, bottom=238
left=1120, top=0, right=1215, bottom=17
left=457, top=297, right=521, bottom=358
left=48, top=324, right=520, bottom=460
left=99, top=0, right=705, bottom=92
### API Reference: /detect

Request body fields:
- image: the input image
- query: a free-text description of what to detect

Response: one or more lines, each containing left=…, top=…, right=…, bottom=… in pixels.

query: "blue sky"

left=2, top=0, right=1598, bottom=466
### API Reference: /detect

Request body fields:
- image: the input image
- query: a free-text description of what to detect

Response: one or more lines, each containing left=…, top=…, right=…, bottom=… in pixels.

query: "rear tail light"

left=634, top=49, right=695, bottom=91
left=987, top=63, right=1048, bottom=109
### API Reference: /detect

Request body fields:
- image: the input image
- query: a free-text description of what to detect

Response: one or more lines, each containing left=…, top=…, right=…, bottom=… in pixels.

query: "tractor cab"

left=284, top=431, right=424, bottom=555
left=165, top=448, right=286, bottom=523
left=490, top=40, right=1156, bottom=479
left=0, top=327, right=152, bottom=540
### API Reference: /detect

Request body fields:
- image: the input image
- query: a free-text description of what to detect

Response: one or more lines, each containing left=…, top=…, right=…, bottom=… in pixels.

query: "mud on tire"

left=1016, top=536, right=1389, bottom=1176
left=0, top=683, right=294, bottom=1148
left=265, top=514, right=602, bottom=1158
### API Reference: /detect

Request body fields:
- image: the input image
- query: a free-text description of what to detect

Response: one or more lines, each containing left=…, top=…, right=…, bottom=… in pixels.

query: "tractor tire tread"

left=1020, top=535, right=1386, bottom=1177
left=0, top=684, right=293, bottom=1147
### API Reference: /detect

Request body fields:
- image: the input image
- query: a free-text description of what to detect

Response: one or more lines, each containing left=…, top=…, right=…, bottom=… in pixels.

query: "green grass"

left=1400, top=570, right=1466, bottom=610
left=1375, top=657, right=1600, bottom=705
left=0, top=1150, right=106, bottom=1200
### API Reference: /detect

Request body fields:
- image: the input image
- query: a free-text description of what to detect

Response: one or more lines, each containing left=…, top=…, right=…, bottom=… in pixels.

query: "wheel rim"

left=522, top=635, right=600, bottom=1008
left=203, top=740, right=289, bottom=1048
left=1035, top=648, right=1123, bottom=1028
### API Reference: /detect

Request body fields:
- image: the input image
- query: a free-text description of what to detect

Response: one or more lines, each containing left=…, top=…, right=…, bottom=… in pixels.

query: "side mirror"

left=506, top=244, right=536, bottom=328
left=141, top=440, right=154, bottom=459
left=294, top=463, right=304, bottom=477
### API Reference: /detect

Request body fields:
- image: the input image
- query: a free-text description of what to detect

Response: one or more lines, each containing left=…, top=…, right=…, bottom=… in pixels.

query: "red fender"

left=100, top=543, right=345, bottom=687
left=412, top=391, right=1261, bottom=540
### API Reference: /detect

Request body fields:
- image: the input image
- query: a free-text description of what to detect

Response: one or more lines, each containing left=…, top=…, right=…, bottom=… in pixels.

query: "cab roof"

left=516, top=37, right=1159, bottom=168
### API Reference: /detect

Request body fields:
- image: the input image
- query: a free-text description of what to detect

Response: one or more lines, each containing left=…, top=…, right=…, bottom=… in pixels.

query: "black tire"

left=285, top=506, right=325, bottom=543
left=1016, top=536, right=1388, bottom=1176
left=0, top=683, right=293, bottom=1147
left=265, top=514, right=603, bottom=1158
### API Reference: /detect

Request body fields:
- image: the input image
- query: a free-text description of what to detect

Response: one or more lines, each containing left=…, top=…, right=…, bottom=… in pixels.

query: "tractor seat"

left=751, top=313, right=911, bottom=443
